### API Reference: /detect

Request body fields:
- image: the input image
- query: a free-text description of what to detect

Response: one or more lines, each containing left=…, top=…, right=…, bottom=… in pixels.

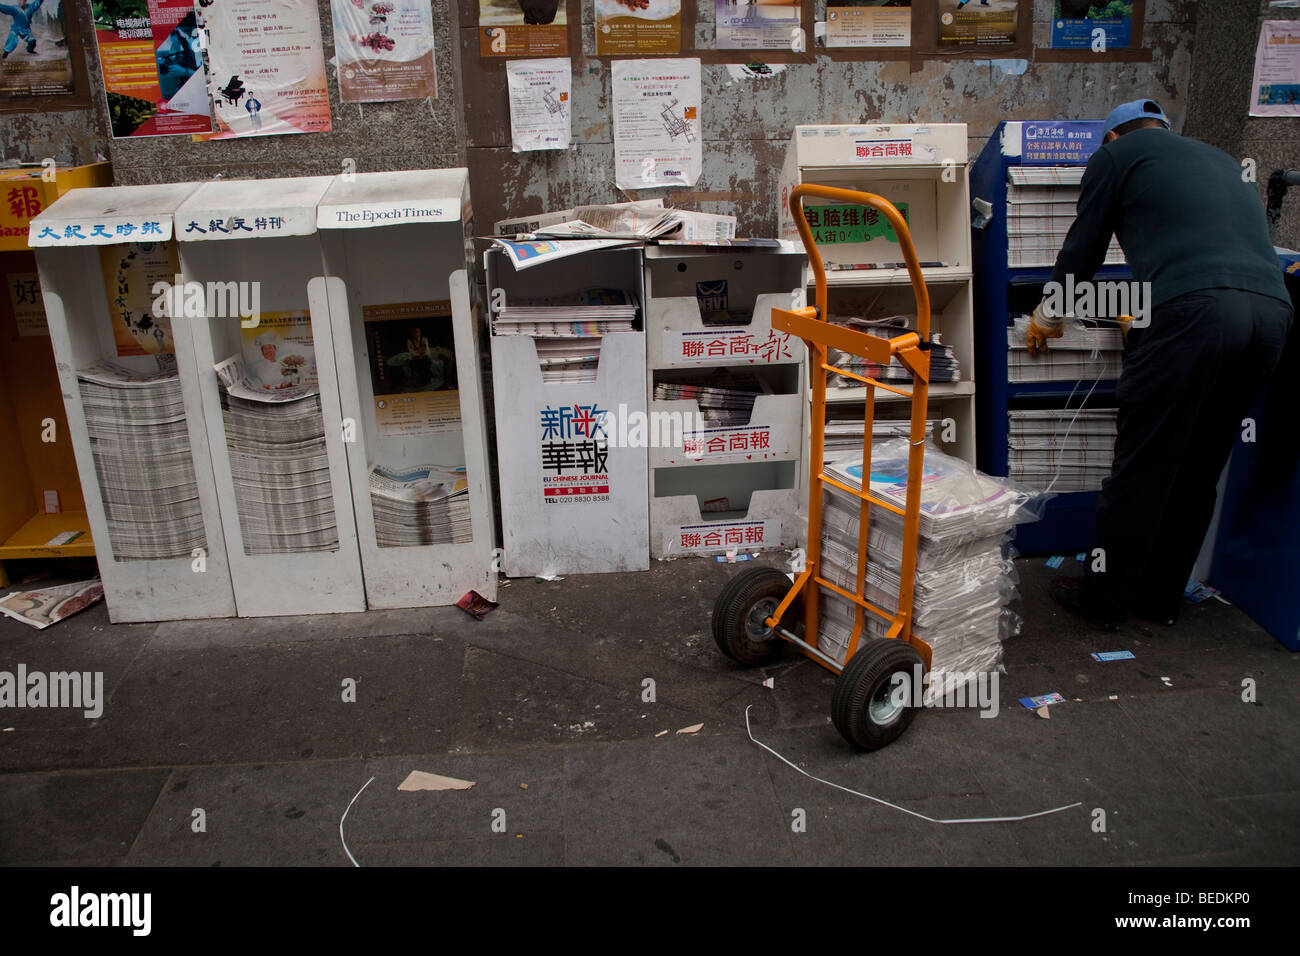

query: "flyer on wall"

left=92, top=0, right=213, bottom=136
left=824, top=0, right=910, bottom=48
left=937, top=0, right=1017, bottom=47
left=0, top=0, right=78, bottom=105
left=478, top=0, right=567, bottom=57
left=364, top=300, right=462, bottom=438
left=1049, top=1, right=1131, bottom=50
left=1250, top=20, right=1300, bottom=117
left=612, top=58, right=702, bottom=191
left=198, top=0, right=331, bottom=138
left=98, top=241, right=180, bottom=356
left=330, top=0, right=437, bottom=102
left=716, top=0, right=801, bottom=51
left=240, top=311, right=319, bottom=391
left=596, top=0, right=681, bottom=56
left=507, top=58, right=571, bottom=152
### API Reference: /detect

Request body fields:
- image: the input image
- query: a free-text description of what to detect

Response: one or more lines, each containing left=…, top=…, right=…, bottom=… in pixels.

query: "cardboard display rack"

left=317, top=169, right=497, bottom=607
left=176, top=176, right=366, bottom=617
left=29, top=182, right=238, bottom=622
left=486, top=245, right=649, bottom=576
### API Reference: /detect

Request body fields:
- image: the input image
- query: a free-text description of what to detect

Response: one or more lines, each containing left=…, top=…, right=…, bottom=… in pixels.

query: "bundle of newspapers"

left=1007, top=408, right=1117, bottom=492
left=493, top=288, right=640, bottom=384
left=1006, top=166, right=1126, bottom=269
left=816, top=440, right=1041, bottom=699
left=494, top=200, right=736, bottom=242
left=215, top=356, right=338, bottom=555
left=654, top=371, right=763, bottom=426
left=1008, top=314, right=1125, bottom=383
left=826, top=315, right=959, bottom=386
left=823, top=417, right=939, bottom=462
left=77, top=360, right=206, bottom=560
left=369, top=463, right=471, bottom=547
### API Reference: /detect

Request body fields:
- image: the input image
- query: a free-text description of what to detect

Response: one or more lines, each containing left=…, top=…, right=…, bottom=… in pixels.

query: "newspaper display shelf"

left=28, top=182, right=238, bottom=621
left=317, top=169, right=496, bottom=608
left=643, top=244, right=808, bottom=558
left=486, top=244, right=649, bottom=577
left=0, top=163, right=111, bottom=584
left=175, top=176, right=365, bottom=617
left=777, top=124, right=977, bottom=467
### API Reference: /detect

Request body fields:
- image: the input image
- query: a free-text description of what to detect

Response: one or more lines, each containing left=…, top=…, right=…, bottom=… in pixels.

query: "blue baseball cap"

left=1103, top=99, right=1170, bottom=136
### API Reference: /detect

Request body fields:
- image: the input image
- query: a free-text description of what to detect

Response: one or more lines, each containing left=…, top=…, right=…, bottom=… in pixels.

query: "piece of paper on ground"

left=398, top=771, right=477, bottom=791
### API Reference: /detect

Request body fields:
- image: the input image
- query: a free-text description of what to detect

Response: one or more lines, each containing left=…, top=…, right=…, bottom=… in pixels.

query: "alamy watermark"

left=1041, top=275, right=1152, bottom=328
left=0, top=665, right=103, bottom=718
left=151, top=275, right=262, bottom=328
left=891, top=666, right=1000, bottom=719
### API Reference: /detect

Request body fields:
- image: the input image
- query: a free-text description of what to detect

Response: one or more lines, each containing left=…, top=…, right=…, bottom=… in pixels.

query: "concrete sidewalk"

left=0, top=557, right=1296, bottom=866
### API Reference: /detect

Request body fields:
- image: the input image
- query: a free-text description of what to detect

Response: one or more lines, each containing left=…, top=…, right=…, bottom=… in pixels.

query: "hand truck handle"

left=788, top=183, right=932, bottom=344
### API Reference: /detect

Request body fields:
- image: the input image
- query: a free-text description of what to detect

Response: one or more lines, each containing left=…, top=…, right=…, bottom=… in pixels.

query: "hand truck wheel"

left=831, top=638, right=925, bottom=750
left=711, top=566, right=801, bottom=666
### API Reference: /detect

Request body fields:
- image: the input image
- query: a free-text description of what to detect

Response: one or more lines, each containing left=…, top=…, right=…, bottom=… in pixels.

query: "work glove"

left=1026, top=300, right=1064, bottom=354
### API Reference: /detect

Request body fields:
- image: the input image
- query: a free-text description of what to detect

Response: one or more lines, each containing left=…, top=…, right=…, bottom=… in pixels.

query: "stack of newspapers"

left=493, top=288, right=639, bottom=384
left=1006, top=166, right=1126, bottom=269
left=1008, top=315, right=1125, bottom=383
left=816, top=440, right=1036, bottom=696
left=823, top=418, right=938, bottom=462
left=215, top=356, right=338, bottom=555
left=654, top=375, right=762, bottom=426
left=369, top=463, right=471, bottom=547
left=77, top=360, right=206, bottom=560
left=1007, top=408, right=1117, bottom=492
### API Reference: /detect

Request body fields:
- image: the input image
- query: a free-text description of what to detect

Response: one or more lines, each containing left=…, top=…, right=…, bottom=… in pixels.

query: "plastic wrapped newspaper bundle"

left=368, top=464, right=471, bottom=547
left=818, top=439, right=1045, bottom=702
left=77, top=360, right=207, bottom=560
left=214, top=356, right=339, bottom=556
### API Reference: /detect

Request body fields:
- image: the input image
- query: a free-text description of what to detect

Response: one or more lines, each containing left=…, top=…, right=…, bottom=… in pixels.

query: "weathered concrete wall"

left=1185, top=0, right=1300, bottom=250
left=462, top=0, right=1197, bottom=237
left=0, top=0, right=467, bottom=183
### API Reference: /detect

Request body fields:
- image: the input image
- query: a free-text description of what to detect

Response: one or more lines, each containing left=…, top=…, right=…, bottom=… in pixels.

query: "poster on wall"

left=330, top=0, right=437, bottom=102
left=612, top=58, right=701, bottom=191
left=364, top=300, right=461, bottom=438
left=198, top=0, right=332, bottom=138
left=824, top=0, right=909, bottom=48
left=716, top=0, right=801, bottom=50
left=239, top=310, right=318, bottom=391
left=92, top=0, right=213, bottom=136
left=0, top=0, right=78, bottom=104
left=1250, top=20, right=1300, bottom=117
left=596, top=0, right=680, bottom=56
left=98, top=241, right=180, bottom=356
left=478, top=0, right=567, bottom=58
left=506, top=58, right=571, bottom=152
left=937, top=0, right=1017, bottom=47
left=7, top=272, right=46, bottom=336
left=1049, top=1, right=1131, bottom=50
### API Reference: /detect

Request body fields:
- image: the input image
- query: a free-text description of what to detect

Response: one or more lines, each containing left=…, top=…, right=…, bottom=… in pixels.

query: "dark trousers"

left=1083, top=288, right=1294, bottom=620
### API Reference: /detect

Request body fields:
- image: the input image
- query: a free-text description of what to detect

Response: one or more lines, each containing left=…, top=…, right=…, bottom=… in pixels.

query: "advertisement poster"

left=1049, top=1, right=1131, bottom=50
left=596, top=0, right=680, bottom=56
left=364, top=300, right=461, bottom=438
left=330, top=0, right=437, bottom=103
left=612, top=58, right=702, bottom=191
left=92, top=0, right=213, bottom=137
left=825, top=1, right=910, bottom=48
left=200, top=0, right=332, bottom=138
left=1251, top=21, right=1300, bottom=117
left=937, top=0, right=1017, bottom=47
left=7, top=272, right=45, bottom=336
left=98, top=241, right=179, bottom=356
left=507, top=58, right=571, bottom=152
left=478, top=0, right=567, bottom=58
left=716, top=0, right=800, bottom=50
left=240, top=310, right=318, bottom=391
left=1021, top=120, right=1103, bottom=164
left=539, top=403, right=611, bottom=505
left=0, top=0, right=77, bottom=103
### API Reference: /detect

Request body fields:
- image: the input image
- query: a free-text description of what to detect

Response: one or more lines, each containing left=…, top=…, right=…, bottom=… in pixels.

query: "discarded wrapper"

left=398, top=771, right=476, bottom=792
left=1091, top=650, right=1136, bottom=662
left=456, top=590, right=499, bottom=620
left=676, top=723, right=704, bottom=735
left=1046, top=556, right=1065, bottom=569
left=762, top=677, right=775, bottom=689
left=1035, top=705, right=1051, bottom=719
left=1019, top=692, right=1065, bottom=709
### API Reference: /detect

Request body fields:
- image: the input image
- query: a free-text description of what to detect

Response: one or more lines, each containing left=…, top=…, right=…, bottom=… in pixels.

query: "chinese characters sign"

left=674, top=520, right=773, bottom=554
left=30, top=218, right=167, bottom=245
left=677, top=328, right=795, bottom=364
left=805, top=202, right=909, bottom=245
left=1020, top=121, right=1102, bottom=165
left=851, top=138, right=914, bottom=162
left=7, top=272, right=46, bottom=336
left=540, top=404, right=611, bottom=503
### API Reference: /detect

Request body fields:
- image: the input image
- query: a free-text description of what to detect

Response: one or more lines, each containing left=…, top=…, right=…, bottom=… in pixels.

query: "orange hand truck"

left=711, top=183, right=934, bottom=751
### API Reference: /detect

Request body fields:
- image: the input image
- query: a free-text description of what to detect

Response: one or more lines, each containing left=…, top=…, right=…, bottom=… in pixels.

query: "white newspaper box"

left=30, top=183, right=238, bottom=622
left=175, top=176, right=365, bottom=617
left=316, top=169, right=497, bottom=608
left=486, top=244, right=648, bottom=576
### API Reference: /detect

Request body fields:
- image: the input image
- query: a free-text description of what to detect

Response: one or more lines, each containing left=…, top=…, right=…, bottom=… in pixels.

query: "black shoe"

left=1049, top=577, right=1122, bottom=631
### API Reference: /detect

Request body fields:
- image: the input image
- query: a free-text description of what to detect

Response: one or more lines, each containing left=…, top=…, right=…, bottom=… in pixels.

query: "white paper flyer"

left=506, top=58, right=572, bottom=152
left=612, top=58, right=702, bottom=190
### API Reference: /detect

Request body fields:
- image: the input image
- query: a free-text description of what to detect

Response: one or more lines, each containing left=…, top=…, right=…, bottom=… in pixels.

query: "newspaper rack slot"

left=711, top=182, right=937, bottom=752
left=28, top=181, right=239, bottom=622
